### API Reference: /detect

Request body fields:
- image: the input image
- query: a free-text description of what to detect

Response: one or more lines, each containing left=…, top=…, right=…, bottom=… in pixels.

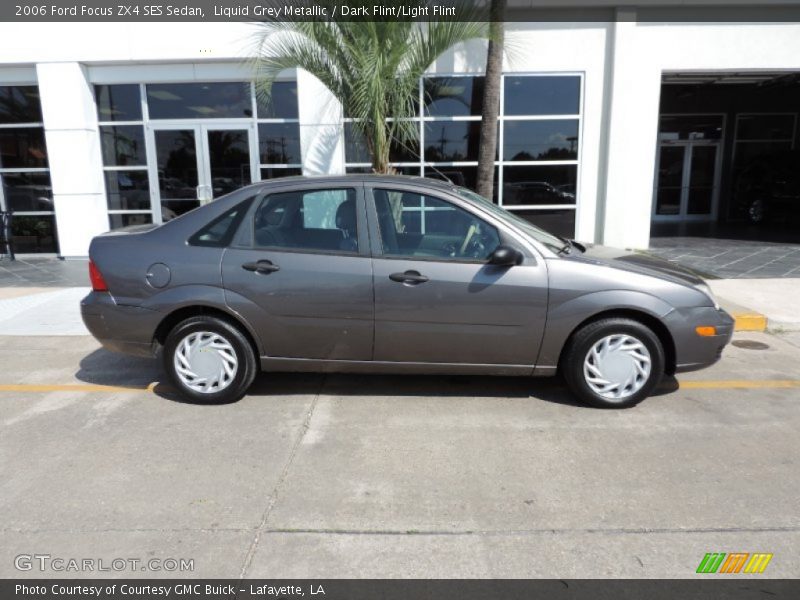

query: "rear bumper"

left=80, top=291, right=161, bottom=358
left=667, top=306, right=735, bottom=373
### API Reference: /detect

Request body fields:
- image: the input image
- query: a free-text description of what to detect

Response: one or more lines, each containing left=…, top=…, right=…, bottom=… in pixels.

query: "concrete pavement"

left=0, top=332, right=798, bottom=578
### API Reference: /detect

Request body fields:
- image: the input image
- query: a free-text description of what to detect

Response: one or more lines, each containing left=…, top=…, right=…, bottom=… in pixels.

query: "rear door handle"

left=389, top=270, right=429, bottom=284
left=242, top=260, right=280, bottom=275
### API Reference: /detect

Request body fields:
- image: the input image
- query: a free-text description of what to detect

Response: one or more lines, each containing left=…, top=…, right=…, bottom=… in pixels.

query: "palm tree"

left=476, top=0, right=507, bottom=201
left=252, top=7, right=487, bottom=174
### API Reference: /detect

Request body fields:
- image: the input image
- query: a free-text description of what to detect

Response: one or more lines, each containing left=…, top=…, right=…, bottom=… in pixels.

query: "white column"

left=36, top=62, right=106, bottom=258
left=296, top=68, right=345, bottom=176
left=599, top=13, right=662, bottom=249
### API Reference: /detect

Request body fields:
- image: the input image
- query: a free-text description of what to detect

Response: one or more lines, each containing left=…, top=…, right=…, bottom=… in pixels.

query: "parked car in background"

left=736, top=150, right=800, bottom=224
left=81, top=175, right=733, bottom=408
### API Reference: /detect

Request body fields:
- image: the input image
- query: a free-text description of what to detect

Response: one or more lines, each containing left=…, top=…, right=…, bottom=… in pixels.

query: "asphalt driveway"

left=0, top=332, right=799, bottom=578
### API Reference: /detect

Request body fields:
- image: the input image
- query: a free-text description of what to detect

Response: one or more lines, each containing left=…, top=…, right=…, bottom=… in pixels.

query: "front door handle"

left=389, top=270, right=429, bottom=285
left=242, top=260, right=280, bottom=275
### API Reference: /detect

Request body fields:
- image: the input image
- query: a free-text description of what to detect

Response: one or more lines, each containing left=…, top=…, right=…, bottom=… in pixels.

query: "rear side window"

left=188, top=197, right=253, bottom=247
left=253, top=188, right=358, bottom=253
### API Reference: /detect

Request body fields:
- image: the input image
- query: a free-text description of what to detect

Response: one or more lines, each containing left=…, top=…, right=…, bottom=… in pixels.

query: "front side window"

left=253, top=188, right=358, bottom=253
left=372, top=189, right=499, bottom=261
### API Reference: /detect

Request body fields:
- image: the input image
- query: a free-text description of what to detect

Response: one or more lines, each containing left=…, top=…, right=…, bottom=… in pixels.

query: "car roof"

left=249, top=174, right=460, bottom=193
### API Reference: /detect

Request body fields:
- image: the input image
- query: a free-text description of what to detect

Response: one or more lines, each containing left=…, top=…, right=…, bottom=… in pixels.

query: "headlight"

left=694, top=282, right=720, bottom=310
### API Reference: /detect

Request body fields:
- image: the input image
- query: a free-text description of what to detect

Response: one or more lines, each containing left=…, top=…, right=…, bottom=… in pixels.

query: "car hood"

left=567, top=243, right=707, bottom=287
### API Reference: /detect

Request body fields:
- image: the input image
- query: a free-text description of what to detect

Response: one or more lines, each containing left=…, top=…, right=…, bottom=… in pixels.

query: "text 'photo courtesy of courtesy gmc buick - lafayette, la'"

left=81, top=175, right=734, bottom=408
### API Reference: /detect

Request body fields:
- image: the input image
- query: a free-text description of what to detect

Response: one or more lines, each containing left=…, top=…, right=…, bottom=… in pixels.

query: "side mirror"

left=488, top=244, right=523, bottom=267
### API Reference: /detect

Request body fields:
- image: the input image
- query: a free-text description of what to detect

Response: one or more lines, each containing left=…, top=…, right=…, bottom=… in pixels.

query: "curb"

left=730, top=311, right=768, bottom=332
left=718, top=297, right=768, bottom=332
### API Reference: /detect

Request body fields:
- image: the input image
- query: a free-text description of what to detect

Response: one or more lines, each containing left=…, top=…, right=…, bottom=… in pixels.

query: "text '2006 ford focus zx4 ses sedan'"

left=81, top=175, right=733, bottom=408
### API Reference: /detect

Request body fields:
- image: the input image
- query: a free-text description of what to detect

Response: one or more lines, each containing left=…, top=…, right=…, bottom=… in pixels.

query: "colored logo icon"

left=696, top=552, right=773, bottom=574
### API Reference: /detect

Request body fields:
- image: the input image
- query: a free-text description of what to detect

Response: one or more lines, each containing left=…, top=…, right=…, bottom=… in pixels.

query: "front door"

left=148, top=124, right=256, bottom=223
left=367, top=186, right=549, bottom=366
left=653, top=141, right=722, bottom=221
left=221, top=184, right=374, bottom=361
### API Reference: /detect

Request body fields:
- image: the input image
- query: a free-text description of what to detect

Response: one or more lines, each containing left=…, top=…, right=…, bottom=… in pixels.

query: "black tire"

left=163, top=315, right=257, bottom=404
left=560, top=318, right=665, bottom=409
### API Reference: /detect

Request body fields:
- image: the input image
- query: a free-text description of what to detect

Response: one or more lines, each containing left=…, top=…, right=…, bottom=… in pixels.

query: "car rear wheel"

left=163, top=315, right=257, bottom=404
left=560, top=318, right=665, bottom=409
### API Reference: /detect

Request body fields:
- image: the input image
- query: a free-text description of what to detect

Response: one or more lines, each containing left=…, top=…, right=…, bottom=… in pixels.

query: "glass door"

left=653, top=141, right=721, bottom=221
left=148, top=123, right=256, bottom=223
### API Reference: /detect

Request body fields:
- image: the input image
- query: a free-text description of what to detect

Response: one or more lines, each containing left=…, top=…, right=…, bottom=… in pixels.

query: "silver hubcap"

left=583, top=334, right=652, bottom=400
left=173, top=331, right=238, bottom=394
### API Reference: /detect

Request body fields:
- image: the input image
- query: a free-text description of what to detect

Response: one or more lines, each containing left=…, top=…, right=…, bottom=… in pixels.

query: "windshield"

left=454, top=187, right=567, bottom=254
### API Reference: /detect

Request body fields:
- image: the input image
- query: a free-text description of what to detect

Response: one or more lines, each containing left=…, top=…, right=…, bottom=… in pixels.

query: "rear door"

left=221, top=183, right=373, bottom=360
left=367, top=185, right=549, bottom=366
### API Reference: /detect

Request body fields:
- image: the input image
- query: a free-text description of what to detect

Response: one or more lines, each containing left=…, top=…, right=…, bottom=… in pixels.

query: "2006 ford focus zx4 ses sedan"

left=81, top=175, right=733, bottom=408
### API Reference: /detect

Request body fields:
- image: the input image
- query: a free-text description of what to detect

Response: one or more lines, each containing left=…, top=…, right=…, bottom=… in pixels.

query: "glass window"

left=424, top=76, right=484, bottom=117
left=146, top=82, right=251, bottom=119
left=0, top=86, right=43, bottom=123
left=253, top=188, right=358, bottom=253
left=95, top=84, right=142, bottom=122
left=344, top=123, right=371, bottom=164
left=2, top=172, right=53, bottom=212
left=100, top=125, right=146, bottom=166
left=659, top=115, right=723, bottom=141
left=261, top=167, right=302, bottom=180
left=736, top=114, right=795, bottom=141
left=0, top=128, right=48, bottom=168
left=255, top=81, right=299, bottom=119
left=189, top=197, right=253, bottom=247
left=104, top=171, right=151, bottom=211
left=424, top=121, right=482, bottom=162
left=502, top=165, right=577, bottom=206
left=258, top=123, right=301, bottom=164
left=504, top=76, right=580, bottom=116
left=509, top=209, right=576, bottom=239
left=424, top=166, right=483, bottom=193
left=372, top=189, right=499, bottom=261
left=10, top=214, right=58, bottom=253
left=109, top=213, right=152, bottom=230
left=504, top=120, right=579, bottom=161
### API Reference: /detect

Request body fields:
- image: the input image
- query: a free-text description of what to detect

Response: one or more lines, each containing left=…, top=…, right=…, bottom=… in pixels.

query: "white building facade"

left=1, top=6, right=799, bottom=257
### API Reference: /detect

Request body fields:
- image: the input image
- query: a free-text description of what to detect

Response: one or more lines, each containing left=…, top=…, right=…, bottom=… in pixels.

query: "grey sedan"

left=81, top=175, right=733, bottom=408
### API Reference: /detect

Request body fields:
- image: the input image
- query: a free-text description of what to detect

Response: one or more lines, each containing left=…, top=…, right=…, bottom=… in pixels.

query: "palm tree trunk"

left=476, top=0, right=506, bottom=201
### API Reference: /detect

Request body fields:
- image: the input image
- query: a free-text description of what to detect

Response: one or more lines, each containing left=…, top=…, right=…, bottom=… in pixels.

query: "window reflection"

left=504, top=76, right=580, bottom=116
left=95, top=85, right=142, bottom=122
left=259, top=123, right=301, bottom=164
left=2, top=172, right=53, bottom=212
left=0, top=128, right=48, bottom=168
left=0, top=86, right=43, bottom=123
left=109, top=213, right=153, bottom=230
left=100, top=125, right=146, bottom=166
left=104, top=171, right=151, bottom=211
left=255, top=81, right=299, bottom=119
left=147, top=83, right=252, bottom=119
left=424, top=77, right=484, bottom=117
left=504, top=120, right=579, bottom=161
left=503, top=165, right=577, bottom=206
left=424, top=121, right=482, bottom=162
left=10, top=214, right=58, bottom=253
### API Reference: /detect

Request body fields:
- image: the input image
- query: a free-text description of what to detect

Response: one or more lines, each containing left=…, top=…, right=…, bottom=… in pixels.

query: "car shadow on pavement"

left=75, top=347, right=681, bottom=408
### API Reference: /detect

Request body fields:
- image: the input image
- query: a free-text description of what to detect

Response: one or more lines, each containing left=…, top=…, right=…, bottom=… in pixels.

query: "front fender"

left=535, top=290, right=675, bottom=369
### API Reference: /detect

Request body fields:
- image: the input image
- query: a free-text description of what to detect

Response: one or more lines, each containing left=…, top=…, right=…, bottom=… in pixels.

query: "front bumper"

left=81, top=291, right=161, bottom=358
left=665, top=306, right=735, bottom=373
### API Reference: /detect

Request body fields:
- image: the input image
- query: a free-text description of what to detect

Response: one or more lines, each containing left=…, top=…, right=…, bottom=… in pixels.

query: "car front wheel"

left=163, top=315, right=257, bottom=404
left=560, top=318, right=665, bottom=408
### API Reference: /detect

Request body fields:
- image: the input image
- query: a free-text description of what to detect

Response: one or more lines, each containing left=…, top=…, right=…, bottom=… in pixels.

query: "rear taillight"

left=89, top=259, right=108, bottom=292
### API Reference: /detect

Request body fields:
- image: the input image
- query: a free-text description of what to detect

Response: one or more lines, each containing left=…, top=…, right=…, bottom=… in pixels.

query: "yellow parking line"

left=679, top=380, right=800, bottom=389
left=0, top=383, right=158, bottom=393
